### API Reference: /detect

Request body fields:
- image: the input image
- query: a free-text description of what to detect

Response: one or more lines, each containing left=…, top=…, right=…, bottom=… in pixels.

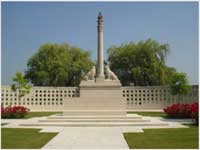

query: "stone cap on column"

left=97, top=12, right=103, bottom=32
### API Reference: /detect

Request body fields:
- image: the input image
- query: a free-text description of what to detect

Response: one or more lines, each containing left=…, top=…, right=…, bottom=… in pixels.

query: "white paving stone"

left=40, top=127, right=65, bottom=132
left=1, top=114, right=193, bottom=149
left=42, top=127, right=130, bottom=149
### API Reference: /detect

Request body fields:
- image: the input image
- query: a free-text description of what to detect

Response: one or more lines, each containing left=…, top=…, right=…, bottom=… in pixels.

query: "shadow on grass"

left=1, top=123, right=8, bottom=126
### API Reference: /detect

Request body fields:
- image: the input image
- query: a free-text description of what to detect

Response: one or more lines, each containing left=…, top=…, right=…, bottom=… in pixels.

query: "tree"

left=25, top=43, right=93, bottom=86
left=11, top=72, right=32, bottom=100
left=107, top=39, right=177, bottom=86
left=169, top=72, right=191, bottom=101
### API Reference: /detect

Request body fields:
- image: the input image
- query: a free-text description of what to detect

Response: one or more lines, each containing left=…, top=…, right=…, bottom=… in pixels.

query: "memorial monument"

left=63, top=13, right=126, bottom=116
left=19, top=13, right=169, bottom=128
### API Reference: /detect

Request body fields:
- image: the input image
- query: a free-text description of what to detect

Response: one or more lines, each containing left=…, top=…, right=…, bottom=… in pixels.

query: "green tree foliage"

left=170, top=72, right=191, bottom=96
left=107, top=39, right=177, bottom=86
left=11, top=72, right=32, bottom=99
left=25, top=43, right=93, bottom=86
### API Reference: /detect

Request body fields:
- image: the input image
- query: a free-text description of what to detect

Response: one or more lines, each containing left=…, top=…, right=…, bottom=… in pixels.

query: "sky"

left=2, top=2, right=198, bottom=85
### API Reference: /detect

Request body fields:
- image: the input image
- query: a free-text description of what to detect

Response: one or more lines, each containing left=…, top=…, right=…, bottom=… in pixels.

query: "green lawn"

left=25, top=111, right=62, bottom=118
left=1, top=111, right=62, bottom=119
left=124, top=125, right=198, bottom=149
left=128, top=111, right=167, bottom=117
left=1, top=128, right=58, bottom=149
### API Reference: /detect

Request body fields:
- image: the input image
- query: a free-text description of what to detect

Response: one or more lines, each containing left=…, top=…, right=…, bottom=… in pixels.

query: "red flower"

left=1, top=105, right=30, bottom=118
left=164, top=102, right=199, bottom=122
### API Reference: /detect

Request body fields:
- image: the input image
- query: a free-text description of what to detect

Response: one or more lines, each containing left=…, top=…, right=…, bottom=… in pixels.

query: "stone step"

left=38, top=119, right=150, bottom=123
left=48, top=116, right=142, bottom=120
left=62, top=110, right=127, bottom=116
left=20, top=122, right=169, bottom=127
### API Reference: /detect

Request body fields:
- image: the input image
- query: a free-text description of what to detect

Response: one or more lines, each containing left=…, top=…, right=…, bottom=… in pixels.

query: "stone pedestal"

left=79, top=79, right=122, bottom=97
left=63, top=79, right=126, bottom=116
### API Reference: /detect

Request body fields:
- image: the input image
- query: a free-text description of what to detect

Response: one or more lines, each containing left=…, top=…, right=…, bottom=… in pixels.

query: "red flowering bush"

left=164, top=103, right=191, bottom=118
left=1, top=106, right=30, bottom=118
left=164, top=102, right=199, bottom=124
left=190, top=102, right=198, bottom=125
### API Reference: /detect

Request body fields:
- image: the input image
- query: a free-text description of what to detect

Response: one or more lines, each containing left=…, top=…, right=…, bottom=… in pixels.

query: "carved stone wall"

left=1, top=85, right=198, bottom=111
left=1, top=86, right=79, bottom=111
left=122, top=85, right=198, bottom=110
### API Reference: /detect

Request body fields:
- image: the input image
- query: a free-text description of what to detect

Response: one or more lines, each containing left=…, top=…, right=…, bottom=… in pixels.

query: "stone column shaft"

left=97, top=13, right=105, bottom=78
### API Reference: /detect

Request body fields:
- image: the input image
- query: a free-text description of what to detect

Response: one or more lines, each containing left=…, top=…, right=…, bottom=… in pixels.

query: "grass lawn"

left=128, top=111, right=167, bottom=117
left=25, top=111, right=62, bottom=118
left=124, top=124, right=198, bottom=149
left=1, top=128, right=58, bottom=149
left=1, top=111, right=62, bottom=119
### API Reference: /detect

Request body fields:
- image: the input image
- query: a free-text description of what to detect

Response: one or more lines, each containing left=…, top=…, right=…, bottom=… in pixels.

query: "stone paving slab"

left=39, top=126, right=143, bottom=133
left=1, top=114, right=192, bottom=149
left=42, top=127, right=131, bottom=149
left=2, top=115, right=189, bottom=129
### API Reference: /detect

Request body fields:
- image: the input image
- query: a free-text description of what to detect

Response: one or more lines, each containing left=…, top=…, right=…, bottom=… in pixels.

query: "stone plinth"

left=79, top=79, right=122, bottom=98
left=63, top=79, right=126, bottom=116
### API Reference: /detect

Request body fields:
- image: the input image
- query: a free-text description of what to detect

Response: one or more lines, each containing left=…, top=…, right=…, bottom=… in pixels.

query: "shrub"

left=1, top=106, right=29, bottom=118
left=190, top=102, right=198, bottom=125
left=164, top=103, right=191, bottom=118
left=164, top=102, right=199, bottom=124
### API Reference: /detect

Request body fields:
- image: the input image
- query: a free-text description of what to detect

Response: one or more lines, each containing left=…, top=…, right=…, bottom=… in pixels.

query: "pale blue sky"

left=2, top=2, right=198, bottom=85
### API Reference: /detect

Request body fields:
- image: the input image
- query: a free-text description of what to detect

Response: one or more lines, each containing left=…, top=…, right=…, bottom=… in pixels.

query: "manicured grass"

left=25, top=111, right=62, bottom=118
left=124, top=125, right=198, bottom=149
left=1, top=128, right=58, bottom=149
left=128, top=111, right=167, bottom=117
left=1, top=111, right=62, bottom=119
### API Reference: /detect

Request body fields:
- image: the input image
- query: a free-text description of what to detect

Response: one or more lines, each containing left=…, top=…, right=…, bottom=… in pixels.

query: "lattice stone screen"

left=1, top=85, right=198, bottom=111
left=1, top=86, right=79, bottom=111
left=122, top=85, right=198, bottom=110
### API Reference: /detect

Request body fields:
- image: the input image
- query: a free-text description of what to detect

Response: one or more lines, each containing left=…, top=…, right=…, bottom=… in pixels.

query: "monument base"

left=63, top=79, right=126, bottom=116
left=63, top=110, right=126, bottom=116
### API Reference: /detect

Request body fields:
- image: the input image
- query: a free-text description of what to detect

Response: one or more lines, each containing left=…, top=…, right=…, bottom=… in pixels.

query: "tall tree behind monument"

left=107, top=39, right=177, bottom=86
left=25, top=43, right=93, bottom=86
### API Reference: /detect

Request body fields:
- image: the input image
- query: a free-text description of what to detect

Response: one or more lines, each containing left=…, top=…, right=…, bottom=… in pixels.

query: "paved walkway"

left=2, top=115, right=192, bottom=149
left=42, top=127, right=140, bottom=149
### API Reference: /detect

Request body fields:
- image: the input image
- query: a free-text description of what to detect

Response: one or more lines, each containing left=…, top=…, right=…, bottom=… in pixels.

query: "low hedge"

left=1, top=106, right=29, bottom=118
left=164, top=102, right=198, bottom=124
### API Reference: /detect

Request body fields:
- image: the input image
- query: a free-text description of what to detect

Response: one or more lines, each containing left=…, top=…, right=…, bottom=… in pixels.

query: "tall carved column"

left=71, top=12, right=125, bottom=117
left=97, top=12, right=105, bottom=79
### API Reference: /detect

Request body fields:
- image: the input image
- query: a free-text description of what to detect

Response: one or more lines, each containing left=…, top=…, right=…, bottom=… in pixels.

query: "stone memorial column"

left=97, top=12, right=105, bottom=79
